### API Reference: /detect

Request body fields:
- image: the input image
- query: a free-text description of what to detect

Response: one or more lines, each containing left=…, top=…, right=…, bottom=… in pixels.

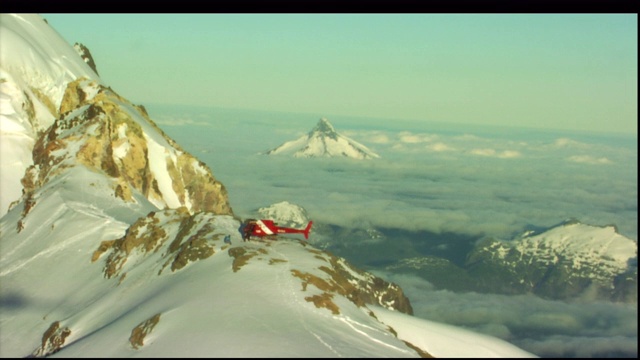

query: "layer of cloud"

left=153, top=106, right=637, bottom=242
left=427, top=142, right=456, bottom=152
left=469, top=148, right=522, bottom=158
left=397, top=131, right=440, bottom=144
left=372, top=271, right=638, bottom=358
left=567, top=155, right=613, bottom=165
left=366, top=132, right=392, bottom=144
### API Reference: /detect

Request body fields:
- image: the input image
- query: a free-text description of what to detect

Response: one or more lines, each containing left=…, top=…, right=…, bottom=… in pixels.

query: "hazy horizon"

left=146, top=103, right=637, bottom=241
left=42, top=13, right=638, bottom=136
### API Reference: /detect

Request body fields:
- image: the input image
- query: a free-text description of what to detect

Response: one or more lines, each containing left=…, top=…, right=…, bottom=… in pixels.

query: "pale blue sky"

left=43, top=14, right=637, bottom=135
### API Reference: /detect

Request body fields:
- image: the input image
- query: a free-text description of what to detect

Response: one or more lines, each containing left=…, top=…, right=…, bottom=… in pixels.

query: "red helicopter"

left=242, top=219, right=313, bottom=241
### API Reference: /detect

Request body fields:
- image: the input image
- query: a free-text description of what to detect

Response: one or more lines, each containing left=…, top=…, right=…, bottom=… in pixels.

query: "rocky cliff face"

left=16, top=77, right=232, bottom=226
left=73, top=42, right=99, bottom=75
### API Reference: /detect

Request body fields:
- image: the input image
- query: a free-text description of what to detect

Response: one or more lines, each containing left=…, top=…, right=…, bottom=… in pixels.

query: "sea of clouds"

left=373, top=270, right=637, bottom=358
left=148, top=104, right=637, bottom=358
left=149, top=104, right=637, bottom=241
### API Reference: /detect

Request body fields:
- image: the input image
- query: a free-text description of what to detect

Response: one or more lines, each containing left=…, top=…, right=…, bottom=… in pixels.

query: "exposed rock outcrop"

left=73, top=43, right=99, bottom=76
left=20, top=78, right=232, bottom=217
left=129, top=313, right=161, bottom=350
left=31, top=321, right=71, bottom=357
left=93, top=207, right=413, bottom=315
left=92, top=209, right=226, bottom=281
left=291, top=246, right=413, bottom=315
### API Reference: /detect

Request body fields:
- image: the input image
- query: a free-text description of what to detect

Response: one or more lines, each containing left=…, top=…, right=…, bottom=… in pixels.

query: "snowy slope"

left=1, top=205, right=535, bottom=358
left=265, top=117, right=380, bottom=159
left=512, top=220, right=635, bottom=276
left=0, top=13, right=536, bottom=358
left=0, top=14, right=100, bottom=216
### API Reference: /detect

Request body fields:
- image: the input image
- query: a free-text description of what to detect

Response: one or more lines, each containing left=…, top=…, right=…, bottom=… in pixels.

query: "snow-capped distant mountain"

left=387, top=219, right=637, bottom=302
left=0, top=14, right=536, bottom=358
left=264, top=117, right=380, bottom=159
left=466, top=219, right=637, bottom=301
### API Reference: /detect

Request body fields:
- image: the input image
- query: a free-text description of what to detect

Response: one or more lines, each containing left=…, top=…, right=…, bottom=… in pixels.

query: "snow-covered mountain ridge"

left=378, top=219, right=637, bottom=302
left=264, top=117, right=380, bottom=159
left=0, top=14, right=100, bottom=217
left=466, top=219, right=637, bottom=301
left=92, top=208, right=413, bottom=314
left=495, top=220, right=632, bottom=276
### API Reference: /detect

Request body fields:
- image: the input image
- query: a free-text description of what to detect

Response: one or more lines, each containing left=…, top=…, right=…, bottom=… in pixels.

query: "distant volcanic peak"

left=309, top=117, right=338, bottom=138
left=265, top=117, right=379, bottom=160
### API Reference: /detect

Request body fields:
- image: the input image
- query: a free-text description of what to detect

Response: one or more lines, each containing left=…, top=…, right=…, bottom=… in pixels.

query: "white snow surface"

left=0, top=14, right=100, bottom=216
left=373, top=306, right=535, bottom=358
left=0, top=182, right=536, bottom=357
left=493, top=221, right=637, bottom=279
left=0, top=14, right=99, bottom=110
left=258, top=201, right=310, bottom=228
left=266, top=118, right=380, bottom=159
left=0, top=13, right=537, bottom=358
left=143, top=132, right=182, bottom=209
left=518, top=222, right=635, bottom=267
